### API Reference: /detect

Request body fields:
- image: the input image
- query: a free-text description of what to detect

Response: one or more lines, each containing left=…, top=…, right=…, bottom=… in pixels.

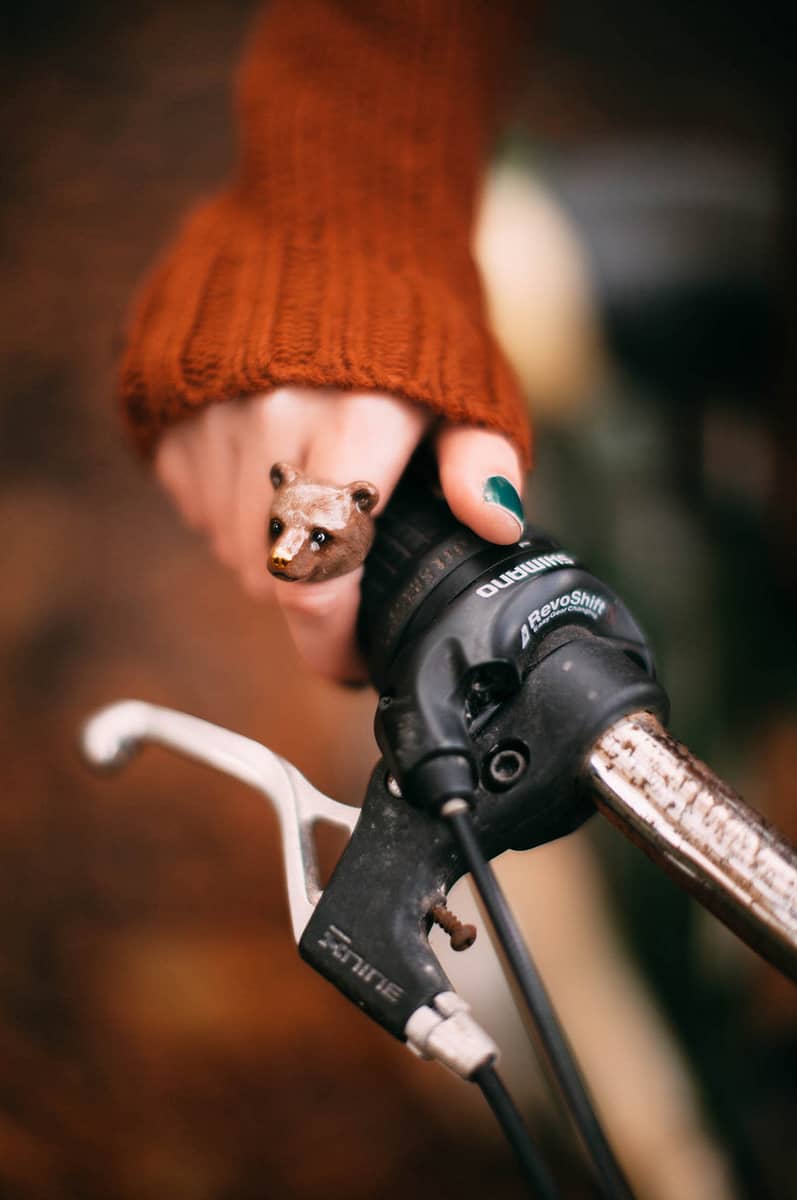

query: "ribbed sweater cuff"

left=120, top=0, right=531, bottom=463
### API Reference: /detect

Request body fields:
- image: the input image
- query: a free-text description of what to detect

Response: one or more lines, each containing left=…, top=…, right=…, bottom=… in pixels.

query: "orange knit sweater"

left=120, top=0, right=530, bottom=463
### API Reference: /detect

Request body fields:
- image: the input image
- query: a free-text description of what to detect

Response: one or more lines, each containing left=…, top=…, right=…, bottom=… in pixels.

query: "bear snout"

left=268, top=527, right=309, bottom=579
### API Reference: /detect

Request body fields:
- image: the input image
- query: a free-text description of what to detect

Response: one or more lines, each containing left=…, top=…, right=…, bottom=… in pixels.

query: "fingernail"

left=483, top=475, right=524, bottom=533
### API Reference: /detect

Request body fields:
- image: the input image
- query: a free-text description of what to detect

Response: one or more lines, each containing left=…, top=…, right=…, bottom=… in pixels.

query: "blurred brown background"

left=1, top=2, right=795, bottom=1198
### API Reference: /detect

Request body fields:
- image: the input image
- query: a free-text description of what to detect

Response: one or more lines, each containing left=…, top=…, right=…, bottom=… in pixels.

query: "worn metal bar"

left=586, top=711, right=797, bottom=981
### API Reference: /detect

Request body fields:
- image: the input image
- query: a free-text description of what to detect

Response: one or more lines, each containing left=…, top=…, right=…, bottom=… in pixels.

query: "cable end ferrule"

left=404, top=991, right=499, bottom=1079
left=440, top=797, right=470, bottom=817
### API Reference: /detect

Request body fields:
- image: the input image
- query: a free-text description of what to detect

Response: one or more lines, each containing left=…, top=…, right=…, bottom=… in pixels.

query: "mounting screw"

left=485, top=743, right=528, bottom=791
left=431, top=902, right=477, bottom=951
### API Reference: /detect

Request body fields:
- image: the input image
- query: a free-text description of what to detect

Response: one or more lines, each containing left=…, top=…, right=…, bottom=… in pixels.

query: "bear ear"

left=349, top=480, right=379, bottom=514
left=270, top=462, right=300, bottom=489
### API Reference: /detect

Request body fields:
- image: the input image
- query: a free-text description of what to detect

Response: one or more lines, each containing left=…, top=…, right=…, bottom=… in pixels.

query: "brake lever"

left=81, top=699, right=358, bottom=943
left=80, top=700, right=500, bottom=1079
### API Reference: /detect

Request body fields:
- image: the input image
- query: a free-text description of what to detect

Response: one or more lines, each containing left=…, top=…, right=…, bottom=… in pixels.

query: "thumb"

left=436, top=424, right=527, bottom=544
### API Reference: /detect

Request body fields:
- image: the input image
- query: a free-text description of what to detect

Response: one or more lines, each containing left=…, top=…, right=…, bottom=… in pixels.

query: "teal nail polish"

left=483, top=475, right=524, bottom=533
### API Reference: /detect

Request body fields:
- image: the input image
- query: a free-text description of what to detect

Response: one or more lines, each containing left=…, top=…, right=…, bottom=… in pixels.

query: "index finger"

left=272, top=393, right=429, bottom=682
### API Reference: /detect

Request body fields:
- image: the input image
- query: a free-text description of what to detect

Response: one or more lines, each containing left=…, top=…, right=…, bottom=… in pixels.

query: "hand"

left=154, top=388, right=526, bottom=683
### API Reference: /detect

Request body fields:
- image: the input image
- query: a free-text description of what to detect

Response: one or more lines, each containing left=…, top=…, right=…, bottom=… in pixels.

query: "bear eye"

left=311, top=528, right=330, bottom=547
left=270, top=518, right=283, bottom=538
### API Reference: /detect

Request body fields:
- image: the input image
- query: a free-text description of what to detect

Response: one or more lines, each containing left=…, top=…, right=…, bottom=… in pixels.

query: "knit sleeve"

left=120, top=0, right=530, bottom=462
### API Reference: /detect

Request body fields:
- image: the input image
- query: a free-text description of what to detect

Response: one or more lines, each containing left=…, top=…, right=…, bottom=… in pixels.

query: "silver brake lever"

left=82, top=700, right=499, bottom=1080
left=80, top=699, right=360, bottom=943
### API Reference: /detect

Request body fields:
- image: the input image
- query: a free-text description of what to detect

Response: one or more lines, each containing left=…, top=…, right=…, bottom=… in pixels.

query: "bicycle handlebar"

left=589, top=712, right=797, bottom=980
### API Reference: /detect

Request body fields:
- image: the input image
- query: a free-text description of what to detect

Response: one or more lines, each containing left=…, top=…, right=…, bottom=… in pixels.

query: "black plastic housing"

left=362, top=465, right=658, bottom=809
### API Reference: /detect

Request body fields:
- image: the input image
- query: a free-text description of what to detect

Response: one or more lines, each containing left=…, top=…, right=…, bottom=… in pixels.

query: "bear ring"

left=267, top=462, right=380, bottom=584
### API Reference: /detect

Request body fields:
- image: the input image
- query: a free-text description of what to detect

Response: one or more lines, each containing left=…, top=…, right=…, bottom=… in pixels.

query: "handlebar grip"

left=588, top=711, right=797, bottom=982
left=358, top=452, right=487, bottom=687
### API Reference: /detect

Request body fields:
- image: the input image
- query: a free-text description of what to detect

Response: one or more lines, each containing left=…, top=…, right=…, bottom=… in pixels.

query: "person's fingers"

left=231, top=393, right=307, bottom=598
left=302, top=392, right=430, bottom=512
left=198, top=403, right=241, bottom=565
left=436, top=424, right=526, bottom=544
left=231, top=402, right=278, bottom=599
left=154, top=429, right=206, bottom=530
left=274, top=392, right=429, bottom=680
left=275, top=569, right=368, bottom=682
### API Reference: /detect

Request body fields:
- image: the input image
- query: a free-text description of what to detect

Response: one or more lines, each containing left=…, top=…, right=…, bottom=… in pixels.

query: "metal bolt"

left=431, top=902, right=477, bottom=951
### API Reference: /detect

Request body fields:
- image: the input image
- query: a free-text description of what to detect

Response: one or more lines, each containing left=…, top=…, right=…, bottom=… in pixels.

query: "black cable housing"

left=471, top=1063, right=559, bottom=1200
left=447, top=805, right=635, bottom=1200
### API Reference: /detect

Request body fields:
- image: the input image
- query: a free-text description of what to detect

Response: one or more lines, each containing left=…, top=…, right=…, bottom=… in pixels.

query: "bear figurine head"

left=267, top=462, right=379, bottom=583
